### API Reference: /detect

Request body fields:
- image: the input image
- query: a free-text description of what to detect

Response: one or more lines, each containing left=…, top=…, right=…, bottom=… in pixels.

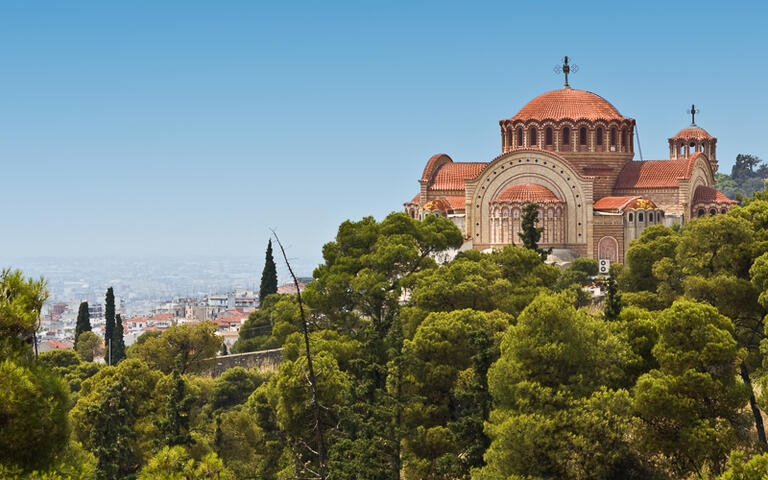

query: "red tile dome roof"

left=692, top=185, right=737, bottom=204
left=507, top=88, right=627, bottom=122
left=492, top=184, right=561, bottom=204
left=671, top=127, right=714, bottom=141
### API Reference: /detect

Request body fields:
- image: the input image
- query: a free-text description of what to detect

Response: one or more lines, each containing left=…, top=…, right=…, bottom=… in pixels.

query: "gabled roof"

left=615, top=153, right=707, bottom=189
left=692, top=185, right=737, bottom=204
left=593, top=196, right=657, bottom=212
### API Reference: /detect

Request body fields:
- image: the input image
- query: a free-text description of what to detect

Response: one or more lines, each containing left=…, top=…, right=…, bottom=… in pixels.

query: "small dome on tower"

left=672, top=127, right=714, bottom=141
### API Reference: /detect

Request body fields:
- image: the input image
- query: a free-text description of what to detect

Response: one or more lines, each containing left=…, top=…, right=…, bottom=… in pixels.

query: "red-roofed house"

left=405, top=63, right=734, bottom=263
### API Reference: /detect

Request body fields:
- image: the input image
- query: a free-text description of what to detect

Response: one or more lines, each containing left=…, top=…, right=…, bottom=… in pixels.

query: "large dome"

left=508, top=88, right=626, bottom=122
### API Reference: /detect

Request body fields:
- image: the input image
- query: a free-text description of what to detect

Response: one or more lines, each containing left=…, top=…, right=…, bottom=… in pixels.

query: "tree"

left=112, top=313, right=126, bottom=364
left=88, top=378, right=137, bottom=480
left=604, top=266, right=622, bottom=320
left=717, top=451, right=768, bottom=479
left=75, top=331, right=103, bottom=362
left=633, top=300, right=750, bottom=477
left=0, top=269, right=48, bottom=358
left=75, top=301, right=91, bottom=345
left=518, top=202, right=550, bottom=261
left=477, top=293, right=647, bottom=479
left=259, top=239, right=278, bottom=300
left=210, top=367, right=266, bottom=411
left=129, top=322, right=223, bottom=374
left=159, top=367, right=196, bottom=448
left=104, top=288, right=115, bottom=364
left=138, top=445, right=234, bottom=480
left=0, top=358, right=71, bottom=473
left=232, top=294, right=300, bottom=353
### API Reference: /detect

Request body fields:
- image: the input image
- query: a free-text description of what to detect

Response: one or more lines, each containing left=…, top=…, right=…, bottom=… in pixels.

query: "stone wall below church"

left=205, top=348, right=283, bottom=378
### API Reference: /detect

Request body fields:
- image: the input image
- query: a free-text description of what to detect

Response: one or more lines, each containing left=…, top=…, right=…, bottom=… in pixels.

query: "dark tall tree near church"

left=104, top=287, right=115, bottom=363
left=74, top=301, right=91, bottom=343
left=518, top=202, right=551, bottom=261
left=259, top=239, right=278, bottom=300
left=112, top=313, right=126, bottom=364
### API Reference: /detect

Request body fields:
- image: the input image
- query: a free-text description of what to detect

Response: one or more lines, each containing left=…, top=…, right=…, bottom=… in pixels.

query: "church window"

left=721, top=208, right=727, bottom=214
left=545, top=127, right=553, bottom=145
left=563, top=127, right=570, bottom=145
left=657, top=212, right=661, bottom=222
left=596, top=127, right=603, bottom=145
left=579, top=127, right=587, bottom=145
left=690, top=142, right=695, bottom=148
left=610, top=128, right=617, bottom=146
left=621, top=129, right=627, bottom=148
left=698, top=208, right=705, bottom=217
left=709, top=209, right=716, bottom=215
left=628, top=213, right=634, bottom=222
left=638, top=212, right=644, bottom=222
left=530, top=127, right=538, bottom=146
left=517, top=128, right=523, bottom=146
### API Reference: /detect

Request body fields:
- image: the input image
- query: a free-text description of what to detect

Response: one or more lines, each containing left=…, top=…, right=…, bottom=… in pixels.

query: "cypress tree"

left=518, top=202, right=552, bottom=261
left=112, top=313, right=126, bottom=364
left=259, top=239, right=278, bottom=300
left=88, top=378, right=135, bottom=480
left=159, top=363, right=196, bottom=448
left=604, top=269, right=622, bottom=320
left=104, top=288, right=115, bottom=363
left=74, top=301, right=91, bottom=343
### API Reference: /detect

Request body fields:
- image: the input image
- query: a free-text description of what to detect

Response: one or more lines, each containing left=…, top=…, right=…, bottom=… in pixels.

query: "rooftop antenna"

left=554, top=56, right=578, bottom=89
left=687, top=104, right=700, bottom=127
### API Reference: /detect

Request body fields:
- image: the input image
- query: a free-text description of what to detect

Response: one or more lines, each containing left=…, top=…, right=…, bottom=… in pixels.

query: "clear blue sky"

left=2, top=0, right=766, bottom=263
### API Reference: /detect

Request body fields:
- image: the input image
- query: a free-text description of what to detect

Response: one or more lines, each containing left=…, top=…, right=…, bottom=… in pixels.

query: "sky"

left=2, top=0, right=767, bottom=265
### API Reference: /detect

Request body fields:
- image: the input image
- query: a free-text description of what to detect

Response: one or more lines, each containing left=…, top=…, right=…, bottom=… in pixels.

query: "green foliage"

left=104, top=287, right=115, bottom=362
left=232, top=294, right=299, bottom=353
left=74, top=301, right=91, bottom=345
left=717, top=451, right=768, bottom=479
left=129, top=322, right=222, bottom=374
left=604, top=267, right=622, bottom=320
left=75, top=331, right=103, bottom=362
left=554, top=257, right=598, bottom=291
left=633, top=300, right=751, bottom=477
left=259, top=239, right=278, bottom=300
left=517, top=202, right=551, bottom=260
left=138, top=445, right=234, bottom=480
left=88, top=377, right=137, bottom=480
left=620, top=225, right=679, bottom=293
left=159, top=369, right=197, bottom=448
left=0, top=357, right=71, bottom=473
left=112, top=313, right=126, bottom=364
left=0, top=268, right=48, bottom=358
left=38, top=349, right=101, bottom=395
left=210, top=367, right=266, bottom=411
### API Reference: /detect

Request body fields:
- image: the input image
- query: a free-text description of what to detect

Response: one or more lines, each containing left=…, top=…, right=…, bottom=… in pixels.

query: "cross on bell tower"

left=687, top=104, right=700, bottom=126
left=555, top=56, right=579, bottom=89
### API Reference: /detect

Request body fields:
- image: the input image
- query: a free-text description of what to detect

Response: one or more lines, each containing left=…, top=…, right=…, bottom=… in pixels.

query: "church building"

left=404, top=59, right=736, bottom=263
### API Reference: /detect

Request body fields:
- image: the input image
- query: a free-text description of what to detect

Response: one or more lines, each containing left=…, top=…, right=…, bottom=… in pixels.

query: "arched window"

left=517, top=128, right=523, bottom=146
left=649, top=212, right=654, bottom=223
left=562, top=127, right=570, bottom=145
left=638, top=212, right=644, bottom=222
left=579, top=127, right=587, bottom=145
left=657, top=212, right=661, bottom=222
left=596, top=127, right=603, bottom=146
left=698, top=208, right=705, bottom=217
left=628, top=212, right=634, bottom=222
left=530, top=127, right=537, bottom=146
left=621, top=129, right=627, bottom=148
left=610, top=128, right=617, bottom=146
left=545, top=127, right=553, bottom=145
left=690, top=142, right=695, bottom=149
left=721, top=208, right=727, bottom=214
left=709, top=208, right=716, bottom=215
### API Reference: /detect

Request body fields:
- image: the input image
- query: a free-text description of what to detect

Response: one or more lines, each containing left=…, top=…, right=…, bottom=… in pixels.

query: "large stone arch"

left=465, top=149, right=593, bottom=248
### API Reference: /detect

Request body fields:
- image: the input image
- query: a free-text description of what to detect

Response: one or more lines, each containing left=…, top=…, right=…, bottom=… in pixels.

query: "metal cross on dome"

left=687, top=104, right=700, bottom=126
left=554, top=56, right=578, bottom=88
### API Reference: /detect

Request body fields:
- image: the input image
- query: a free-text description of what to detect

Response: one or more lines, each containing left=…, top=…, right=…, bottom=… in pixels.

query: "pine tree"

left=88, top=378, right=135, bottom=480
left=518, top=202, right=551, bottom=261
left=112, top=313, right=126, bottom=364
left=604, top=269, right=622, bottom=320
left=74, top=301, right=91, bottom=344
left=259, top=239, right=278, bottom=300
left=104, top=287, right=115, bottom=363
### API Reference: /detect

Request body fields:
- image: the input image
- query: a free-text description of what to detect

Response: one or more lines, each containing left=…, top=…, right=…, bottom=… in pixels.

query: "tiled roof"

left=692, top=185, right=738, bottom=204
left=615, top=158, right=690, bottom=188
left=421, top=154, right=452, bottom=181
left=492, top=184, right=561, bottom=203
left=423, top=196, right=466, bottom=213
left=507, top=88, right=627, bottom=122
left=671, top=127, right=714, bottom=141
left=44, top=340, right=71, bottom=350
left=428, top=162, right=487, bottom=190
left=593, top=196, right=658, bottom=212
left=407, top=193, right=420, bottom=204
